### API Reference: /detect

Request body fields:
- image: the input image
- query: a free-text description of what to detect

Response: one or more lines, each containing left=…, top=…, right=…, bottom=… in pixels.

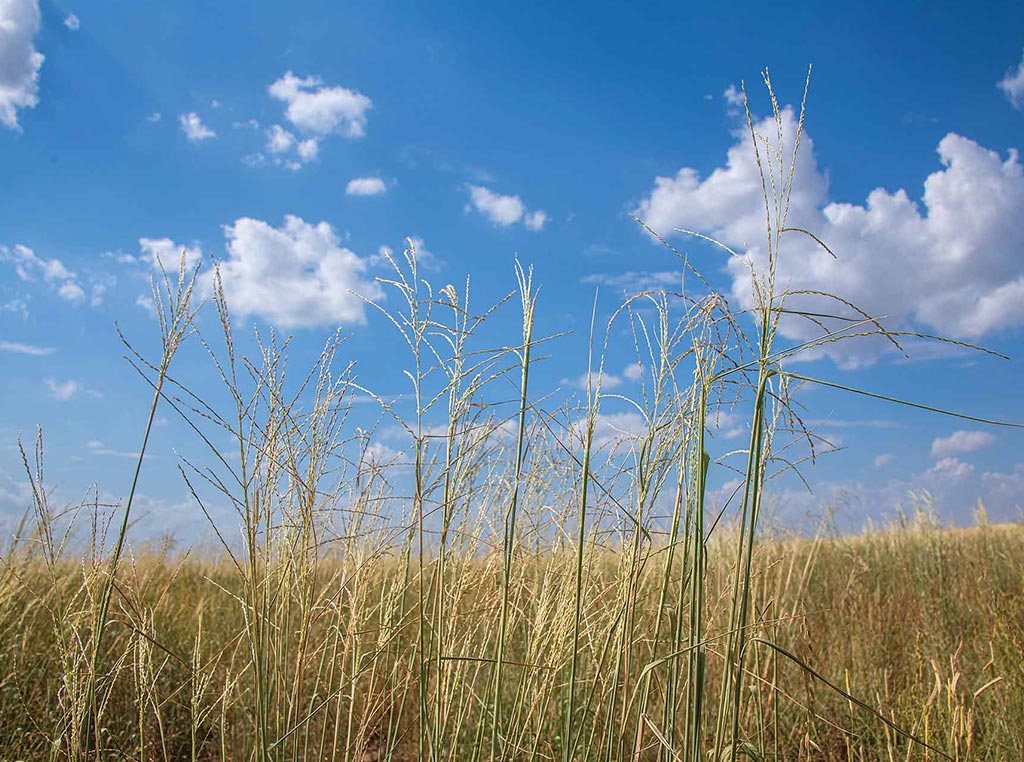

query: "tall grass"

left=1, top=72, right=1022, bottom=761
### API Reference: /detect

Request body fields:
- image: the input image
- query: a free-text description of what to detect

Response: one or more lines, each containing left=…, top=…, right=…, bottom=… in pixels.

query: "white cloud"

left=374, top=235, right=440, bottom=271
left=0, top=0, right=43, bottom=130
left=930, top=430, right=996, bottom=459
left=212, top=215, right=382, bottom=328
left=178, top=112, right=215, bottom=142
left=259, top=125, right=318, bottom=169
left=873, top=453, right=893, bottom=469
left=138, top=237, right=203, bottom=271
left=465, top=185, right=548, bottom=231
left=63, top=13, right=79, bottom=31
left=45, top=378, right=80, bottom=401
left=466, top=185, right=524, bottom=226
left=1, top=244, right=85, bottom=304
left=924, top=456, right=975, bottom=483
left=723, top=84, right=743, bottom=106
left=346, top=176, right=388, bottom=196
left=589, top=411, right=648, bottom=448
left=524, top=210, right=548, bottom=231
left=297, top=137, right=318, bottom=162
left=0, top=340, right=53, bottom=355
left=268, top=71, right=372, bottom=138
left=634, top=108, right=1024, bottom=364
left=147, top=111, right=162, bottom=123
left=568, top=371, right=622, bottom=392
left=265, top=124, right=295, bottom=153
left=1, top=297, right=29, bottom=318
left=581, top=270, right=681, bottom=294
left=564, top=363, right=644, bottom=392
left=998, top=49, right=1024, bottom=110
left=86, top=440, right=142, bottom=459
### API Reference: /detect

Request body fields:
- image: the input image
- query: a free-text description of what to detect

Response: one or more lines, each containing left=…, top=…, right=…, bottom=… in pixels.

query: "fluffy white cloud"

left=998, top=49, right=1024, bottom=110
left=142, top=219, right=381, bottom=328
left=213, top=215, right=382, bottom=328
left=63, top=13, right=79, bottom=31
left=346, top=176, right=387, bottom=196
left=138, top=237, right=203, bottom=271
left=634, top=108, right=1024, bottom=363
left=179, top=112, right=215, bottom=142
left=260, top=124, right=317, bottom=169
left=467, top=185, right=524, bottom=226
left=931, top=429, right=996, bottom=459
left=0, top=340, right=53, bottom=355
left=265, top=124, right=295, bottom=154
left=524, top=210, right=548, bottom=231
left=1, top=244, right=85, bottom=303
left=0, top=0, right=44, bottom=130
left=268, top=71, right=372, bottom=138
left=465, top=185, right=547, bottom=231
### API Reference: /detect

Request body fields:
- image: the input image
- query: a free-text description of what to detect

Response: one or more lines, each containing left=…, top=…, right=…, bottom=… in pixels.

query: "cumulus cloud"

left=144, top=217, right=381, bottom=329
left=0, top=340, right=53, bottom=355
left=265, top=124, right=295, bottom=154
left=1, top=244, right=85, bottom=304
left=268, top=71, right=372, bottom=138
left=63, top=13, right=79, bottom=31
left=260, top=124, right=318, bottom=169
left=0, top=0, right=44, bottom=130
left=346, top=176, right=388, bottom=196
left=138, top=237, right=203, bottom=271
left=465, top=185, right=547, bottom=231
left=931, top=430, right=996, bottom=459
left=633, top=108, right=1024, bottom=364
left=179, top=112, right=215, bottom=142
left=216, top=216, right=381, bottom=327
left=998, top=49, right=1024, bottom=110
left=466, top=185, right=524, bottom=226
left=873, top=453, right=893, bottom=469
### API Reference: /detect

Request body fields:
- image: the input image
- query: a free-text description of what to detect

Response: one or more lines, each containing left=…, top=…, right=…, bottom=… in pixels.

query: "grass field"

left=2, top=75, right=1021, bottom=760
left=1, top=514, right=1021, bottom=760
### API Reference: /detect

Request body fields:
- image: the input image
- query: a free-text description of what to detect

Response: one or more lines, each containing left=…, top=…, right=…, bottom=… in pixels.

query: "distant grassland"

left=1, top=519, right=1021, bottom=759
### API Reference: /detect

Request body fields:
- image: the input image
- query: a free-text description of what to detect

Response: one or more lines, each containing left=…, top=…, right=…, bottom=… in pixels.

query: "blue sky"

left=2, top=0, right=1024, bottom=537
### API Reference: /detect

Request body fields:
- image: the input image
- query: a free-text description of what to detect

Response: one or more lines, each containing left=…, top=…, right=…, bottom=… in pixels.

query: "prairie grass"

left=1, top=72, right=1021, bottom=760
